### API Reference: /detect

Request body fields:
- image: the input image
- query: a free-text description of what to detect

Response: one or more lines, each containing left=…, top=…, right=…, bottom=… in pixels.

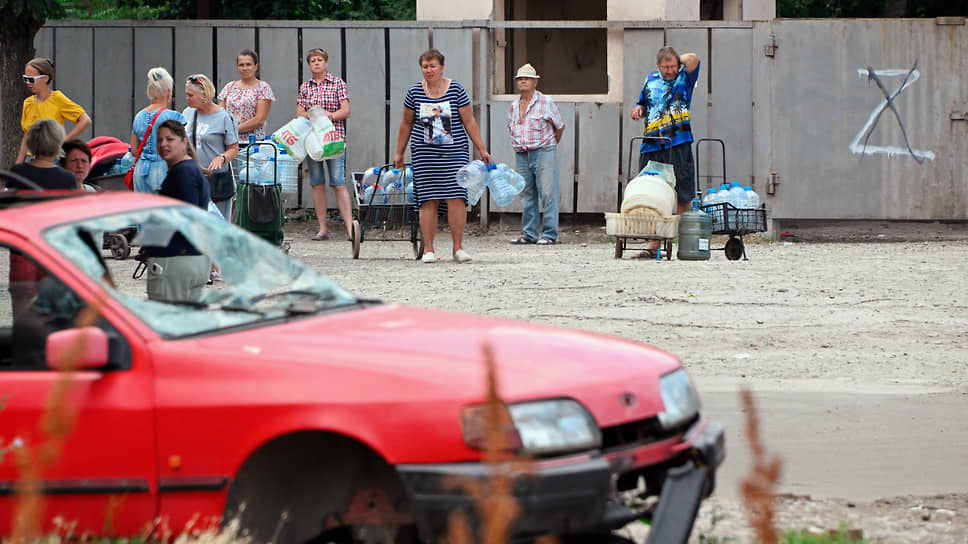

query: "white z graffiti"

left=849, top=66, right=935, bottom=162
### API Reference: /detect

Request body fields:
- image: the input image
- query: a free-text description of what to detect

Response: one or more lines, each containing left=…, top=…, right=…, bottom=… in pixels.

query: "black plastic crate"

left=701, top=203, right=767, bottom=235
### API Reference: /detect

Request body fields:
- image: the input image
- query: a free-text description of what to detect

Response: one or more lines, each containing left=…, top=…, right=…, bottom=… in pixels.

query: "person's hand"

left=327, top=111, right=337, bottom=122
left=208, top=154, right=227, bottom=171
left=479, top=149, right=492, bottom=164
left=630, top=105, right=645, bottom=121
left=393, top=153, right=405, bottom=169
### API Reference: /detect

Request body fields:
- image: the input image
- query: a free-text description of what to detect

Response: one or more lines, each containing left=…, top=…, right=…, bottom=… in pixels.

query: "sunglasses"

left=22, top=74, right=47, bottom=84
left=187, top=75, right=203, bottom=84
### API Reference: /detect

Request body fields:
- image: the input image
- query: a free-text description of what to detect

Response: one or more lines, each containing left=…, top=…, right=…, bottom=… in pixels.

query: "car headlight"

left=461, top=399, right=601, bottom=455
left=657, top=368, right=701, bottom=430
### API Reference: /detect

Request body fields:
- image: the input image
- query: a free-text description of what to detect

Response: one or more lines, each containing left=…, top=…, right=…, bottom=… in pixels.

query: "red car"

left=0, top=179, right=723, bottom=543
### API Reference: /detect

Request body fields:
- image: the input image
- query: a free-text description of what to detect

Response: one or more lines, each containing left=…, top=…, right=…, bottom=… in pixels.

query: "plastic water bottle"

left=457, top=160, right=487, bottom=205
left=385, top=178, right=405, bottom=204
left=498, top=163, right=525, bottom=195
left=486, top=163, right=517, bottom=207
left=361, top=167, right=381, bottom=189
left=373, top=185, right=388, bottom=204
left=702, top=187, right=718, bottom=207
left=378, top=168, right=402, bottom=191
left=677, top=198, right=712, bottom=261
left=259, top=157, right=276, bottom=185
left=744, top=186, right=760, bottom=209
left=363, top=184, right=376, bottom=204
left=237, top=166, right=249, bottom=183
left=405, top=181, right=415, bottom=204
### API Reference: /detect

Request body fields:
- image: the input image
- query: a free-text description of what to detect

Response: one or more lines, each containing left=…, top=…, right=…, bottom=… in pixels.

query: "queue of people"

left=9, top=45, right=700, bottom=267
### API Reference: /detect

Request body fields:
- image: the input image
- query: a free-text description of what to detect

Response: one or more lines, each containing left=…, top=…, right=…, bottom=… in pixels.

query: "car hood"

left=184, top=303, right=682, bottom=425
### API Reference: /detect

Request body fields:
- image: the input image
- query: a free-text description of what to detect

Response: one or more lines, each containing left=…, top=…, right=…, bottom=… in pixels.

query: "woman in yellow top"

left=17, top=57, right=92, bottom=163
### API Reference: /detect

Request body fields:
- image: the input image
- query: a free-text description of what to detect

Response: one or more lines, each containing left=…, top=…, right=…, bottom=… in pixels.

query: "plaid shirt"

left=297, top=72, right=350, bottom=141
left=508, top=90, right=564, bottom=152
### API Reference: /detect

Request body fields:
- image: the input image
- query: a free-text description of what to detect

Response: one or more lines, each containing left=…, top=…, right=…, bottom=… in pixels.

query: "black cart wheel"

left=351, top=220, right=361, bottom=259
left=664, top=240, right=673, bottom=260
left=107, top=233, right=130, bottom=260
left=614, top=238, right=623, bottom=259
left=725, top=236, right=744, bottom=261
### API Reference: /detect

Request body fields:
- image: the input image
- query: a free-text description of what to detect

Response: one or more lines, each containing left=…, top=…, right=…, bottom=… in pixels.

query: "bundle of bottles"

left=455, top=161, right=525, bottom=206
left=237, top=138, right=299, bottom=193
left=359, top=167, right=415, bottom=205
left=701, top=182, right=761, bottom=229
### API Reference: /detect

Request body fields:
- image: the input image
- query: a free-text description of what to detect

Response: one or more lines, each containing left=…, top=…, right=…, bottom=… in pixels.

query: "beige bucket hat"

left=514, top=63, right=540, bottom=79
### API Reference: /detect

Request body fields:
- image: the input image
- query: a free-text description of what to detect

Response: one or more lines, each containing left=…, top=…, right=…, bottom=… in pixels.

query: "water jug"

left=363, top=185, right=376, bottom=204
left=276, top=148, right=298, bottom=193
left=676, top=198, right=712, bottom=261
left=744, top=186, right=760, bottom=209
left=385, top=179, right=406, bottom=204
left=486, top=164, right=512, bottom=207
left=379, top=168, right=402, bottom=193
left=405, top=182, right=415, bottom=204
left=498, top=163, right=526, bottom=195
left=361, top=167, right=382, bottom=189
left=457, top=160, right=487, bottom=205
left=259, top=157, right=276, bottom=185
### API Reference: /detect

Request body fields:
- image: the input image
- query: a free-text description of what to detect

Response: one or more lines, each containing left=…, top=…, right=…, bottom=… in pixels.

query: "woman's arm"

left=238, top=99, right=271, bottom=134
left=208, top=142, right=239, bottom=171
left=393, top=108, right=416, bottom=168
left=458, top=104, right=491, bottom=164
left=64, top=113, right=92, bottom=141
left=328, top=99, right=351, bottom=122
left=16, top=135, right=28, bottom=163
left=130, top=133, right=140, bottom=152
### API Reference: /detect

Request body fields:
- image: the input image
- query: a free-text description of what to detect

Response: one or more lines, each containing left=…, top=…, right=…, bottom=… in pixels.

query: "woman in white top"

left=218, top=49, right=275, bottom=141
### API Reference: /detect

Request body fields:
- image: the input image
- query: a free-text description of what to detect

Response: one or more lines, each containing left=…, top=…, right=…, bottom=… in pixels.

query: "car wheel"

left=224, top=432, right=418, bottom=544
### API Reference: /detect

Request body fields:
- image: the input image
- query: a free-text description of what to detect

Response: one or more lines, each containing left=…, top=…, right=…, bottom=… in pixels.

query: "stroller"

left=84, top=136, right=137, bottom=259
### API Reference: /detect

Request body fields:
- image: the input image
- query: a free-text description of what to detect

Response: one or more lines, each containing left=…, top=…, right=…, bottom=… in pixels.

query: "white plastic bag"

left=304, top=106, right=345, bottom=161
left=270, top=117, right=311, bottom=162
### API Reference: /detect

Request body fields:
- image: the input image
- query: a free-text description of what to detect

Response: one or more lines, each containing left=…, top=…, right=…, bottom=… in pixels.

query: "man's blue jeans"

left=514, top=146, right=559, bottom=242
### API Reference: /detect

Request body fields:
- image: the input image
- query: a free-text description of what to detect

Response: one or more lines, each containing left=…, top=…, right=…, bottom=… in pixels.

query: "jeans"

left=515, top=146, right=559, bottom=242
left=306, top=154, right=346, bottom=187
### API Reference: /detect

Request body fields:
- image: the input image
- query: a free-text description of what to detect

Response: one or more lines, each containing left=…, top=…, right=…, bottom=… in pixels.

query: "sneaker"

left=421, top=252, right=438, bottom=263
left=453, top=249, right=472, bottom=263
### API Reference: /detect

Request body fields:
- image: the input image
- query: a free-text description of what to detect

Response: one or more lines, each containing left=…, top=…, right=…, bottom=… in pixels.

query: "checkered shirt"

left=508, top=90, right=564, bottom=153
left=297, top=72, right=350, bottom=141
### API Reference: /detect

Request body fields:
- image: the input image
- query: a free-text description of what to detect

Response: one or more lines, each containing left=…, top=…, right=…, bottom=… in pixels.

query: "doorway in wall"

left=503, top=0, right=607, bottom=94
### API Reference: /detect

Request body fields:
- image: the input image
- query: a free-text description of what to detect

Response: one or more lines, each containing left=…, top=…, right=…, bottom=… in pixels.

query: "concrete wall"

left=29, top=18, right=968, bottom=224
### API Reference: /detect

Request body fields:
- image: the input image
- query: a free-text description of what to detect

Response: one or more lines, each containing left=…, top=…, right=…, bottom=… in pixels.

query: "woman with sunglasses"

left=183, top=73, right=239, bottom=221
left=129, top=67, right=186, bottom=193
left=17, top=57, right=92, bottom=164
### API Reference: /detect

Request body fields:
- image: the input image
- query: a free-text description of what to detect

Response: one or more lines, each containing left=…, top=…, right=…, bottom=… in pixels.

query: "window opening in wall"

left=701, top=0, right=725, bottom=20
left=502, top=0, right=607, bottom=94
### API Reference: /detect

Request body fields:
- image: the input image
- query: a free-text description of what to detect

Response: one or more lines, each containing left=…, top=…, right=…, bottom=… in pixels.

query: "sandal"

left=631, top=249, right=659, bottom=259
left=509, top=236, right=536, bottom=245
left=536, top=238, right=555, bottom=245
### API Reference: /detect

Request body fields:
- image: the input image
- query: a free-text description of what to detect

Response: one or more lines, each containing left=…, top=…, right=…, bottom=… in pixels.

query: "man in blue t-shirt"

left=630, top=47, right=701, bottom=219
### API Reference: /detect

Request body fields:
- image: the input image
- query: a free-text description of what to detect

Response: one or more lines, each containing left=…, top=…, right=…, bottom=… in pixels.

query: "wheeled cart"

left=349, top=164, right=422, bottom=259
left=609, top=136, right=680, bottom=260
left=695, top=138, right=767, bottom=260
left=233, top=142, right=289, bottom=251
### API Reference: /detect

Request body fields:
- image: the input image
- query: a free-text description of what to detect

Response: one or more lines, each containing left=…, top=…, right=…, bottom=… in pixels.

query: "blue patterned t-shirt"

left=636, top=62, right=700, bottom=153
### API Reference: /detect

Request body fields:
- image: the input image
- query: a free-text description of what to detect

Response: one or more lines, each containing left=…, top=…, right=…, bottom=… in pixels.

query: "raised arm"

left=680, top=53, right=700, bottom=73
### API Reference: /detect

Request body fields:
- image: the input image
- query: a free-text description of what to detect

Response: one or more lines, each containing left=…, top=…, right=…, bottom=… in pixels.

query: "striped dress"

left=404, top=80, right=471, bottom=205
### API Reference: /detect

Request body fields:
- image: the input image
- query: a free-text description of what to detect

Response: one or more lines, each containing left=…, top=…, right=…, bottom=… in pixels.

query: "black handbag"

left=209, top=170, right=236, bottom=202
left=193, top=110, right=236, bottom=202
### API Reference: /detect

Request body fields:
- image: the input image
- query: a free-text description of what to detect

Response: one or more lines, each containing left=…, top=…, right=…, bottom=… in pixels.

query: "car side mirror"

left=46, top=327, right=110, bottom=371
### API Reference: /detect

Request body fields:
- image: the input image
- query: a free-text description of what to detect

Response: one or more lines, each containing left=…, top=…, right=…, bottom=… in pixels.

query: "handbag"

left=193, top=110, right=236, bottom=202
left=124, top=108, right=165, bottom=190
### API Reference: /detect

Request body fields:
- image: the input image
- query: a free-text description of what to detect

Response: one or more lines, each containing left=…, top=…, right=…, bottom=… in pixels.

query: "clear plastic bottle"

left=498, top=163, right=525, bottom=195
left=385, top=178, right=405, bottom=204
left=276, top=148, right=298, bottom=193
left=361, top=167, right=382, bottom=189
left=259, top=157, right=276, bottom=185
left=702, top=187, right=718, bottom=207
left=378, top=168, right=402, bottom=191
left=485, top=163, right=512, bottom=206
left=405, top=181, right=415, bottom=204
left=457, top=160, right=487, bottom=205
left=363, top=184, right=375, bottom=204
left=119, top=148, right=135, bottom=172
left=744, top=186, right=760, bottom=209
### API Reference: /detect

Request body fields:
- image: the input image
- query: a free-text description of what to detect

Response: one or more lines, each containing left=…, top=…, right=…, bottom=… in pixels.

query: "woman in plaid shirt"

left=297, top=48, right=352, bottom=241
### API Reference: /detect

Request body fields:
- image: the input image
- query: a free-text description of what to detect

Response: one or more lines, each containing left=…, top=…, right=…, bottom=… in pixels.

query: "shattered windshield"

left=43, top=204, right=356, bottom=337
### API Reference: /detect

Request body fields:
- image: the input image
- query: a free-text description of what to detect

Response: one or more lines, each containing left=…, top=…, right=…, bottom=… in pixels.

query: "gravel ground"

left=286, top=214, right=968, bottom=544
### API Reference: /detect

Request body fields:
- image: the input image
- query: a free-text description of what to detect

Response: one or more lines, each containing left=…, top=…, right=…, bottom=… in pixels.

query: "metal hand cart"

left=608, top=136, right=680, bottom=260
left=233, top=141, right=291, bottom=253
left=695, top=138, right=767, bottom=260
left=350, top=164, right=421, bottom=260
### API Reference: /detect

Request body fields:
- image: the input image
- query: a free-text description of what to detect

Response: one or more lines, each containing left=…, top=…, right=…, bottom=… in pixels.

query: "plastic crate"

left=604, top=213, right=680, bottom=238
left=701, top=203, right=767, bottom=235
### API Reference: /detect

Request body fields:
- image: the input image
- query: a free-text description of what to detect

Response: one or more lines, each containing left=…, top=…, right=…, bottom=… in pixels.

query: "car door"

left=0, top=238, right=158, bottom=537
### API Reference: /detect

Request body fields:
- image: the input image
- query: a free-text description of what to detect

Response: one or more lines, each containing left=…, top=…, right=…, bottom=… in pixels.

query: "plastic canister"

left=276, top=148, right=298, bottom=193
left=677, top=198, right=712, bottom=261
left=361, top=167, right=382, bottom=189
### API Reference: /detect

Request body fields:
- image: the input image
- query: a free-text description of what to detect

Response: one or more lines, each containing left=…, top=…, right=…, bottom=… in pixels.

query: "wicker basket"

left=604, top=212, right=680, bottom=238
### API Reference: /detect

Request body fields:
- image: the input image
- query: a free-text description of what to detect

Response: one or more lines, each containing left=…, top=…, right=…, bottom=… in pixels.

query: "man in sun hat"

left=507, top=63, right=565, bottom=246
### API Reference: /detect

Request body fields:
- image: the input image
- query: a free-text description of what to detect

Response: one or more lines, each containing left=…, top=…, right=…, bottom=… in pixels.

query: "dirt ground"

left=288, top=213, right=968, bottom=543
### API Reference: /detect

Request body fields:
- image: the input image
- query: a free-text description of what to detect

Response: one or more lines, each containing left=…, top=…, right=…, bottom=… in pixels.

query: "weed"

left=739, top=388, right=783, bottom=544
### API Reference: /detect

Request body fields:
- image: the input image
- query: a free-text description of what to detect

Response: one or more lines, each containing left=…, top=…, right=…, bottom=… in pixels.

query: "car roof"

left=0, top=190, right=180, bottom=238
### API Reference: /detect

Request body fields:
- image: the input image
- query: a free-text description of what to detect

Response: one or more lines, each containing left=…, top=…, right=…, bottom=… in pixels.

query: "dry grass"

left=739, top=388, right=783, bottom=544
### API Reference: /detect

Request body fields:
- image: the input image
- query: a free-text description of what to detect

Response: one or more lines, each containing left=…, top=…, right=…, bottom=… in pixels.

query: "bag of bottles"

left=304, top=106, right=345, bottom=161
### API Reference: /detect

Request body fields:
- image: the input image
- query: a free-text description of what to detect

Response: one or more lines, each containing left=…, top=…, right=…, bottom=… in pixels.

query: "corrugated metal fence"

left=15, top=19, right=968, bottom=223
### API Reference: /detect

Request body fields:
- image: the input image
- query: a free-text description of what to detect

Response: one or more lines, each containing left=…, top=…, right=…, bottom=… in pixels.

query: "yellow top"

left=21, top=91, right=86, bottom=134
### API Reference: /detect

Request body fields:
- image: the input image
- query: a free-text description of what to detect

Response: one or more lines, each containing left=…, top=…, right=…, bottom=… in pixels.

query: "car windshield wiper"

left=159, top=298, right=267, bottom=316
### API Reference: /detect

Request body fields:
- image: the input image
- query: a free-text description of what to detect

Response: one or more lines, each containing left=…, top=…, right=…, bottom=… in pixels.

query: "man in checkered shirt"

left=297, top=48, right=352, bottom=241
left=507, top=63, right=565, bottom=246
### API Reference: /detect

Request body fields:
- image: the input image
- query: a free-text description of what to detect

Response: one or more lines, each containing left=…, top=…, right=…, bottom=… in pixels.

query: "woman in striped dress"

left=394, top=48, right=491, bottom=264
